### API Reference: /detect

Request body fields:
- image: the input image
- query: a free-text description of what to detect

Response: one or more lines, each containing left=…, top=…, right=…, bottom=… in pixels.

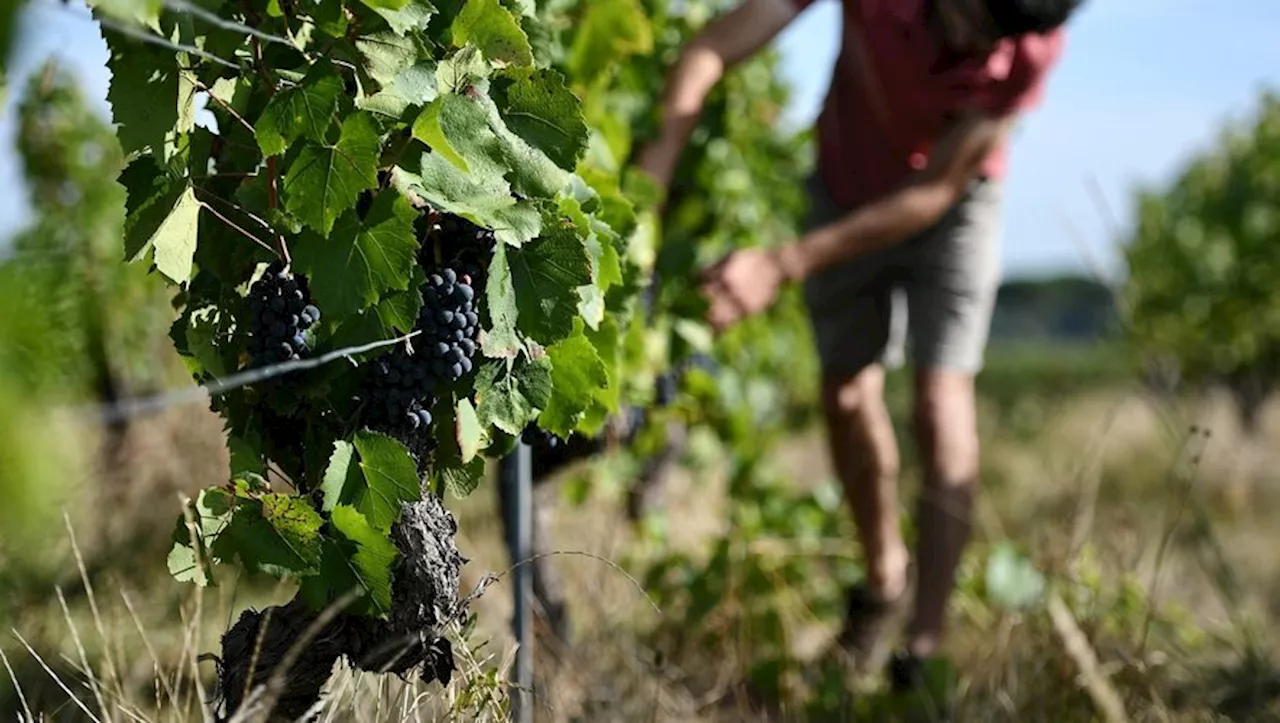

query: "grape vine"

left=93, top=0, right=652, bottom=714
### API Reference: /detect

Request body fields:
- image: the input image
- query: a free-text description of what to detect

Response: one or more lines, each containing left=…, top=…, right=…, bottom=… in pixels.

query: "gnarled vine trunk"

left=213, top=495, right=466, bottom=722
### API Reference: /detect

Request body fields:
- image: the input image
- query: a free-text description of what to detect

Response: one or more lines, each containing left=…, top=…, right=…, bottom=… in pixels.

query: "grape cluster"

left=417, top=268, right=479, bottom=383
left=521, top=423, right=564, bottom=450
left=361, top=348, right=437, bottom=431
left=420, top=210, right=496, bottom=290
left=247, top=265, right=320, bottom=367
left=357, top=266, right=479, bottom=435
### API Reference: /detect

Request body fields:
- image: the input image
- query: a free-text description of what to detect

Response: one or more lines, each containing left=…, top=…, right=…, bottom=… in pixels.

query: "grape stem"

left=197, top=199, right=279, bottom=257
left=195, top=187, right=290, bottom=261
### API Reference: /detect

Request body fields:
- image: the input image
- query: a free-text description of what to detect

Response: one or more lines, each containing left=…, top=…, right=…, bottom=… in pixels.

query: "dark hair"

left=986, top=0, right=1083, bottom=36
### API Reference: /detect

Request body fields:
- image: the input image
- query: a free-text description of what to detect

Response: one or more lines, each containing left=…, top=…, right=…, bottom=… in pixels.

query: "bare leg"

left=906, top=369, right=980, bottom=657
left=822, top=364, right=910, bottom=604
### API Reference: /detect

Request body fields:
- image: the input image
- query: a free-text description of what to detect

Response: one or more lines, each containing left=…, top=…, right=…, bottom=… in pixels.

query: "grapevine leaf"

left=358, top=61, right=439, bottom=119
left=490, top=68, right=587, bottom=171
left=368, top=0, right=436, bottom=35
left=450, top=0, right=532, bottom=67
left=326, top=268, right=425, bottom=352
left=538, top=326, right=608, bottom=437
left=359, top=0, right=409, bottom=10
left=254, top=59, right=344, bottom=157
left=435, top=45, right=490, bottom=94
left=127, top=183, right=200, bottom=285
left=410, top=94, right=481, bottom=172
left=105, top=36, right=193, bottom=158
left=320, top=440, right=359, bottom=513
left=223, top=493, right=324, bottom=579
left=181, top=304, right=236, bottom=379
left=567, top=0, right=653, bottom=87
left=412, top=90, right=567, bottom=201
left=376, top=277, right=426, bottom=332
left=283, top=112, right=381, bottom=237
left=585, top=315, right=622, bottom=412
left=342, top=430, right=421, bottom=531
left=427, top=396, right=484, bottom=497
left=391, top=154, right=541, bottom=246
left=473, top=355, right=551, bottom=435
left=481, top=241, right=521, bottom=357
left=166, top=488, right=234, bottom=586
left=439, top=457, right=485, bottom=497
left=294, top=193, right=421, bottom=318
left=260, top=494, right=326, bottom=563
left=509, top=211, right=592, bottom=344
left=92, top=0, right=163, bottom=25
left=301, top=505, right=399, bottom=616
left=455, top=397, right=484, bottom=462
left=356, top=30, right=420, bottom=88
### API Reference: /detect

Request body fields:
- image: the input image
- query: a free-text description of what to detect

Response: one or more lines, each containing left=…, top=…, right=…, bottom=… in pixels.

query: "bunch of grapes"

left=357, top=267, right=479, bottom=436
left=419, top=209, right=496, bottom=290
left=521, top=423, right=564, bottom=450
left=361, top=348, right=437, bottom=431
left=246, top=265, right=320, bottom=367
left=415, top=267, right=479, bottom=384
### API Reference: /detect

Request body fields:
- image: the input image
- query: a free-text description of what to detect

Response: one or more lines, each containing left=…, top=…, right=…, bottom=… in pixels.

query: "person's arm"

left=634, top=0, right=800, bottom=189
left=698, top=110, right=1014, bottom=331
left=772, top=110, right=1013, bottom=281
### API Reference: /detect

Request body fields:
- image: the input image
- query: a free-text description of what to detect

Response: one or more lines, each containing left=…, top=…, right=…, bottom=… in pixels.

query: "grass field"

left=3, top=342, right=1279, bottom=721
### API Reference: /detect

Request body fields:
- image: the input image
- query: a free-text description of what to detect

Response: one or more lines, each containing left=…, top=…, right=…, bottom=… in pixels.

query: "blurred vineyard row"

left=2, top=0, right=1280, bottom=720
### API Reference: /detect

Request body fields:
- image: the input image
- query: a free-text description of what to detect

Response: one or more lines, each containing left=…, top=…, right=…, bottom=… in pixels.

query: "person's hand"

left=699, top=246, right=789, bottom=332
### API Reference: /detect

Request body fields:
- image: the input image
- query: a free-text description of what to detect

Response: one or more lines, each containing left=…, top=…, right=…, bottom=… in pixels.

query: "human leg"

left=801, top=173, right=914, bottom=665
left=899, top=178, right=1003, bottom=658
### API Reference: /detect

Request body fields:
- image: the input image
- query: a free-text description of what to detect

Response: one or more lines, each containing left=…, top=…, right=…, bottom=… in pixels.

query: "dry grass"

left=3, top=383, right=1280, bottom=721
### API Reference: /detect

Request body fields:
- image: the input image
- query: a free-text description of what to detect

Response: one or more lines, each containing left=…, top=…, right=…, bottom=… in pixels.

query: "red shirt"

left=789, top=0, right=1066, bottom=209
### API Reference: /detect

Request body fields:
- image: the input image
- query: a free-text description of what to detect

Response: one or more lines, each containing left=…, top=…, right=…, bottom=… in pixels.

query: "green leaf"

left=359, top=0, right=408, bottom=10
left=320, top=431, right=421, bottom=531
left=567, top=0, right=653, bottom=87
left=455, top=397, right=484, bottom=462
left=411, top=94, right=480, bottom=172
left=304, top=505, right=400, bottom=616
left=490, top=68, right=588, bottom=171
left=358, top=61, right=439, bottom=119
left=356, top=30, right=420, bottom=88
left=167, top=488, right=235, bottom=586
left=435, top=45, right=490, bottom=95
left=283, top=112, right=381, bottom=237
left=473, top=355, right=552, bottom=435
left=411, top=90, right=568, bottom=203
left=367, top=0, right=436, bottom=35
left=450, top=0, right=533, bottom=67
left=509, top=211, right=592, bottom=344
left=391, top=153, right=541, bottom=247
left=223, top=493, right=325, bottom=579
left=294, top=193, right=421, bottom=318
left=538, top=327, right=608, bottom=437
left=105, top=37, right=194, bottom=159
left=254, top=60, right=344, bottom=157
left=319, top=440, right=358, bottom=512
left=481, top=241, right=522, bottom=357
left=439, top=456, right=485, bottom=497
left=984, top=543, right=1047, bottom=611
left=184, top=304, right=233, bottom=378
left=125, top=182, right=200, bottom=285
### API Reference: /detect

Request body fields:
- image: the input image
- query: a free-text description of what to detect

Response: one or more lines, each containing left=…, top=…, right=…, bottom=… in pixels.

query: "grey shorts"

left=801, top=173, right=1003, bottom=379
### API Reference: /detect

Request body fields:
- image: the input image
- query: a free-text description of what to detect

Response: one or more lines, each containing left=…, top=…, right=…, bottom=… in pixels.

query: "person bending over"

left=636, top=0, right=1082, bottom=686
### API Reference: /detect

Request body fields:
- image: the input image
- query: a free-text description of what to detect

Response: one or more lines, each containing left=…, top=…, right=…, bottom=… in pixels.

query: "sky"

left=3, top=0, right=1280, bottom=280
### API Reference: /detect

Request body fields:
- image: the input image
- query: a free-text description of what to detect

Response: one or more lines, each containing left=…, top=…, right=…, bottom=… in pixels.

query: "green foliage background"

left=1123, top=91, right=1280, bottom=427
